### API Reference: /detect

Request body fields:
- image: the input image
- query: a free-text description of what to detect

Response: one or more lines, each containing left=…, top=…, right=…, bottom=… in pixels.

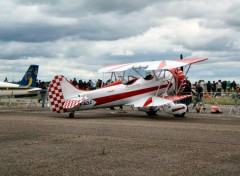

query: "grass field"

left=200, top=93, right=239, bottom=105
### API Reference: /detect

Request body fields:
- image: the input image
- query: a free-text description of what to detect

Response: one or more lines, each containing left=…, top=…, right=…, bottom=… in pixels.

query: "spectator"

left=231, top=81, right=237, bottom=91
left=196, top=83, right=203, bottom=101
left=87, top=79, right=93, bottom=90
left=237, top=86, right=240, bottom=93
left=211, top=102, right=222, bottom=113
left=232, top=89, right=239, bottom=109
left=38, top=81, right=47, bottom=108
left=83, top=81, right=87, bottom=90
left=226, top=81, right=231, bottom=92
left=216, top=80, right=222, bottom=96
left=200, top=80, right=205, bottom=91
left=211, top=81, right=216, bottom=93
left=4, top=77, right=8, bottom=82
left=72, top=78, right=77, bottom=87
left=222, top=80, right=227, bottom=92
left=78, top=80, right=83, bottom=89
left=96, top=79, right=102, bottom=89
left=206, top=81, right=212, bottom=94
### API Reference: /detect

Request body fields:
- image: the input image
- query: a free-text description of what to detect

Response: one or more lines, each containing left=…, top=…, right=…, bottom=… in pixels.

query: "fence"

left=0, top=97, right=38, bottom=107
left=190, top=91, right=240, bottom=115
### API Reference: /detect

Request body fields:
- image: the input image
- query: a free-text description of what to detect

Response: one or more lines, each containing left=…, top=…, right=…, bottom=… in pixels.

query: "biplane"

left=48, top=58, right=207, bottom=118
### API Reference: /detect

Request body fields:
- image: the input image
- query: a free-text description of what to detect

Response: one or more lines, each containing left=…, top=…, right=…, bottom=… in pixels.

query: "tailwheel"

left=173, top=113, right=185, bottom=118
left=69, top=112, right=75, bottom=118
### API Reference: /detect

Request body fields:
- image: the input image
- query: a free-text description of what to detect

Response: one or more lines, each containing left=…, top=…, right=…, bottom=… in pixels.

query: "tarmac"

left=0, top=103, right=240, bottom=176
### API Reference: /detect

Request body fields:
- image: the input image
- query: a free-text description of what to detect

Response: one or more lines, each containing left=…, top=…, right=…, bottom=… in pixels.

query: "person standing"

left=216, top=80, right=222, bottom=97
left=226, top=81, right=231, bottom=92
left=206, top=81, right=212, bottom=94
left=78, top=80, right=83, bottom=89
left=196, top=83, right=203, bottom=101
left=232, top=89, right=239, bottom=109
left=4, top=77, right=8, bottom=82
left=96, top=79, right=102, bottom=89
left=231, top=81, right=237, bottom=91
left=72, top=78, right=77, bottom=87
left=212, top=81, right=216, bottom=94
left=222, top=80, right=227, bottom=92
left=39, top=82, right=47, bottom=108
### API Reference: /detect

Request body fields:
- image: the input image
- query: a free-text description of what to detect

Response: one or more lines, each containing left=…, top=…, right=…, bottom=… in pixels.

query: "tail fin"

left=48, top=75, right=85, bottom=113
left=19, top=65, right=39, bottom=87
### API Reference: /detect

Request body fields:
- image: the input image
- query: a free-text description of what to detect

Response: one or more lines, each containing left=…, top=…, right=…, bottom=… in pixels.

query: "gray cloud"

left=0, top=0, right=240, bottom=83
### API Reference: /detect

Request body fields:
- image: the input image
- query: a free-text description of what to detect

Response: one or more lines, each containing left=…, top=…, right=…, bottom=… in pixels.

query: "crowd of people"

left=184, top=79, right=240, bottom=113
left=69, top=78, right=112, bottom=90
left=190, top=80, right=240, bottom=98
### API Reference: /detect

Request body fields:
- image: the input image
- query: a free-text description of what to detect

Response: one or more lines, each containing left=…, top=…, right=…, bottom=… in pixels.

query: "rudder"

left=48, top=75, right=67, bottom=113
left=20, top=65, right=39, bottom=87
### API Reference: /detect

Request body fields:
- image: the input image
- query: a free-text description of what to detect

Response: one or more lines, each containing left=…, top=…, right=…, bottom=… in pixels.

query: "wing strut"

left=175, top=63, right=193, bottom=95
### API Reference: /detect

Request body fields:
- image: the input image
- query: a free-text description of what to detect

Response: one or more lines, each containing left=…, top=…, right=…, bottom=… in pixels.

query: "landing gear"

left=146, top=107, right=158, bottom=116
left=173, top=113, right=185, bottom=118
left=69, top=112, right=75, bottom=118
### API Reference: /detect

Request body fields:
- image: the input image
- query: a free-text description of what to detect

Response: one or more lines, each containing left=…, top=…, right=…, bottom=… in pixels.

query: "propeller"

left=180, top=54, right=183, bottom=71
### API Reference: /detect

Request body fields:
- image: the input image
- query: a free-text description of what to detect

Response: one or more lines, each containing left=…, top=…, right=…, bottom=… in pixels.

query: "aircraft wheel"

left=173, top=113, right=185, bottom=118
left=69, top=112, right=75, bottom=118
left=146, top=110, right=157, bottom=116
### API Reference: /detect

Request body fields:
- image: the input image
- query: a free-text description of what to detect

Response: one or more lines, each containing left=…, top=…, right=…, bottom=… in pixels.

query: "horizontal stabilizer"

left=27, top=87, right=42, bottom=92
left=63, top=96, right=88, bottom=109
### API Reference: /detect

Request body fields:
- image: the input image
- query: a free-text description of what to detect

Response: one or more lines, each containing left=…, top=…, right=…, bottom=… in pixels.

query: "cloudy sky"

left=0, top=0, right=240, bottom=83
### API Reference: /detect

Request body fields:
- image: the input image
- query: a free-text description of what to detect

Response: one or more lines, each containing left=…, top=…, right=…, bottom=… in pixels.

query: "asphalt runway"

left=0, top=106, right=240, bottom=176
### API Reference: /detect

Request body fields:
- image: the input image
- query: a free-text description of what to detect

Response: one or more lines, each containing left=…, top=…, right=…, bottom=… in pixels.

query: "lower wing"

left=127, top=95, right=191, bottom=107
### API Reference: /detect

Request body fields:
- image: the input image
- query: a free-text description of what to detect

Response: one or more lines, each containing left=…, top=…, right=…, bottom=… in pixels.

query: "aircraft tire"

left=146, top=110, right=157, bottom=116
left=69, top=112, right=75, bottom=118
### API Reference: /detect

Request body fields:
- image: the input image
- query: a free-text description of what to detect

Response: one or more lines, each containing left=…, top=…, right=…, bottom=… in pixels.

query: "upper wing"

left=98, top=58, right=207, bottom=73
left=146, top=58, right=207, bottom=70
left=98, top=61, right=150, bottom=73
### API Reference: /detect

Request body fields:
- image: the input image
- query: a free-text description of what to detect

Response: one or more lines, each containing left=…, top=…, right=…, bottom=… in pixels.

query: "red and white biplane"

left=48, top=58, right=207, bottom=118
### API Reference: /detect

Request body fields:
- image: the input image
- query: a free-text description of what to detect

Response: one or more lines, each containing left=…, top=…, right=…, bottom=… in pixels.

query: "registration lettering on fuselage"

left=80, top=100, right=92, bottom=106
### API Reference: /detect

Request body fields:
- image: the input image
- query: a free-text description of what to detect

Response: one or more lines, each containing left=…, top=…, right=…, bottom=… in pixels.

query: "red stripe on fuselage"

left=93, top=84, right=169, bottom=106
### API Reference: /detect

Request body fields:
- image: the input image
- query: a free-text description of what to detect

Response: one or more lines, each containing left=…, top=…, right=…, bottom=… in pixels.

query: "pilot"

left=144, top=73, right=153, bottom=80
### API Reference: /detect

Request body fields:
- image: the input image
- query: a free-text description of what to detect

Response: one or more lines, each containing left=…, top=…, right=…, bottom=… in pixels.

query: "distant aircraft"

left=48, top=58, right=207, bottom=118
left=0, top=65, right=41, bottom=98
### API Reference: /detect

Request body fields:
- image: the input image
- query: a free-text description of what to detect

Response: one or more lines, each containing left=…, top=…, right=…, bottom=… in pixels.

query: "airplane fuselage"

left=0, top=82, right=41, bottom=97
left=67, top=72, right=176, bottom=111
